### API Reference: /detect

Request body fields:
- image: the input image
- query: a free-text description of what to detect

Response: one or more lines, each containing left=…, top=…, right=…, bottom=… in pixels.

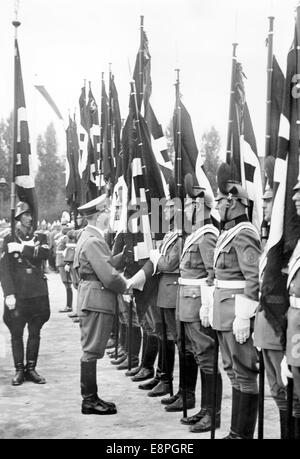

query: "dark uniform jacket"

left=0, top=229, right=49, bottom=299
left=213, top=217, right=261, bottom=331
left=178, top=223, right=218, bottom=322
left=73, top=225, right=126, bottom=315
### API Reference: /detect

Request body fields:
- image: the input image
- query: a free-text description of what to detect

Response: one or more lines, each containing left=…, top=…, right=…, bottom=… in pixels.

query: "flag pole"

left=139, top=15, right=144, bottom=108
left=99, top=72, right=105, bottom=193
left=226, top=43, right=238, bottom=164
left=174, top=68, right=187, bottom=419
left=11, top=9, right=21, bottom=238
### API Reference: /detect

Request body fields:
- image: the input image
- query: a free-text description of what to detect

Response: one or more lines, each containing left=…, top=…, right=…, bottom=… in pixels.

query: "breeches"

left=184, top=321, right=217, bottom=374
left=3, top=296, right=50, bottom=340
left=80, top=310, right=114, bottom=361
left=217, top=330, right=259, bottom=394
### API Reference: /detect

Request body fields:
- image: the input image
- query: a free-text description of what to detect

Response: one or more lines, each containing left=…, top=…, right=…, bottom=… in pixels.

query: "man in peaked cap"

left=283, top=177, right=300, bottom=438
left=212, top=163, right=261, bottom=439
left=0, top=201, right=50, bottom=386
left=73, top=194, right=128, bottom=415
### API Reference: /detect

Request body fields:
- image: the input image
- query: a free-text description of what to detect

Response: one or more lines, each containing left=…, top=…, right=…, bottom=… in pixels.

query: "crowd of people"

left=1, top=159, right=300, bottom=440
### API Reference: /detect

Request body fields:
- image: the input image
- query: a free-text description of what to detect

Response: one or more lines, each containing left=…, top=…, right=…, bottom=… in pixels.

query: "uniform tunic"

left=73, top=225, right=126, bottom=360
left=177, top=223, right=219, bottom=374
left=213, top=218, right=261, bottom=393
left=286, top=241, right=300, bottom=402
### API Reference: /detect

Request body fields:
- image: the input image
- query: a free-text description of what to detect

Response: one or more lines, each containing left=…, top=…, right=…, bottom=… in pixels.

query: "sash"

left=181, top=224, right=219, bottom=260
left=160, top=231, right=179, bottom=256
left=287, top=244, right=300, bottom=289
left=214, top=222, right=260, bottom=268
left=259, top=248, right=268, bottom=283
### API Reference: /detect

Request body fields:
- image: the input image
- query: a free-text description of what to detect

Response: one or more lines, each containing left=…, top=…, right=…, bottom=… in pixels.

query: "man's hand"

left=64, top=264, right=71, bottom=273
left=199, top=305, right=210, bottom=328
left=7, top=242, right=23, bottom=254
left=233, top=317, right=250, bottom=344
left=5, top=294, right=16, bottom=311
left=280, top=356, right=293, bottom=386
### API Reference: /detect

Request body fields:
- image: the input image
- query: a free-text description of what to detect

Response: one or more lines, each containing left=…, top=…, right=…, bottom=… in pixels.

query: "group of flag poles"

left=9, top=2, right=300, bottom=439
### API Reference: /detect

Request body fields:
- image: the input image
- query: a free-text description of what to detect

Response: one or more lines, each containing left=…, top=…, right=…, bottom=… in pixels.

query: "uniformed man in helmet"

left=73, top=194, right=128, bottom=415
left=0, top=201, right=50, bottom=386
left=212, top=163, right=261, bottom=439
left=178, top=173, right=222, bottom=433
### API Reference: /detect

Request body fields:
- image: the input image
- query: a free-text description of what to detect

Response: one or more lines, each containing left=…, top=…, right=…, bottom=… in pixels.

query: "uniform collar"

left=86, top=224, right=104, bottom=238
left=221, top=214, right=248, bottom=231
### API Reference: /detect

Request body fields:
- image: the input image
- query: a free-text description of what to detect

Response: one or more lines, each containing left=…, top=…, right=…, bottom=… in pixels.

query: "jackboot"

left=125, top=330, right=149, bottom=376
left=81, top=361, right=117, bottom=415
left=139, top=337, right=162, bottom=390
left=294, top=417, right=300, bottom=440
left=232, top=392, right=258, bottom=439
left=279, top=410, right=288, bottom=439
left=12, top=363, right=25, bottom=386
left=189, top=372, right=222, bottom=433
left=222, top=387, right=242, bottom=439
left=25, top=361, right=46, bottom=384
left=181, top=370, right=207, bottom=425
left=11, top=337, right=24, bottom=370
left=165, top=350, right=197, bottom=412
left=59, top=285, right=73, bottom=312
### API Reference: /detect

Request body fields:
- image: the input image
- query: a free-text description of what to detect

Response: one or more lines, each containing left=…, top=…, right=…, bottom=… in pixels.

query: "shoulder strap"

left=214, top=222, right=260, bottom=268
left=181, top=224, right=219, bottom=260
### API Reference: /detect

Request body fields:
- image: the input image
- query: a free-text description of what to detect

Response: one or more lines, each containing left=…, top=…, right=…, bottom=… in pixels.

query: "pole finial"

left=12, top=0, right=21, bottom=28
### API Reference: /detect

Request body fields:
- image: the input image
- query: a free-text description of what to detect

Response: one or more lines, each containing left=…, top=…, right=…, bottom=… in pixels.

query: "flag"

left=34, top=85, right=64, bottom=121
left=261, top=33, right=300, bottom=343
left=228, top=62, right=263, bottom=232
left=66, top=116, right=81, bottom=207
left=173, top=99, right=219, bottom=224
left=87, top=84, right=100, bottom=183
left=133, top=28, right=151, bottom=115
left=14, top=39, right=38, bottom=229
left=78, top=85, right=97, bottom=202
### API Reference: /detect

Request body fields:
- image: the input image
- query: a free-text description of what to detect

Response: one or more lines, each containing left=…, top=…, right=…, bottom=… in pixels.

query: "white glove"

left=7, top=242, right=23, bottom=254
left=122, top=294, right=132, bottom=302
left=5, top=294, right=16, bottom=310
left=232, top=317, right=250, bottom=344
left=21, top=239, right=35, bottom=247
left=64, top=264, right=71, bottom=273
left=280, top=356, right=293, bottom=386
left=199, top=305, right=210, bottom=328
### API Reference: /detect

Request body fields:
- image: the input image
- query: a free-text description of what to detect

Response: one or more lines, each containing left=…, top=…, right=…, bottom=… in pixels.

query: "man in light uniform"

left=284, top=178, right=300, bottom=438
left=73, top=195, right=128, bottom=415
left=213, top=163, right=261, bottom=439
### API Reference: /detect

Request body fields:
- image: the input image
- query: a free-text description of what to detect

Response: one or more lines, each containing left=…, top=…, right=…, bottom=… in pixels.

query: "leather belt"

left=179, top=277, right=207, bottom=286
left=215, top=279, right=246, bottom=289
left=289, top=296, right=300, bottom=309
left=80, top=273, right=99, bottom=282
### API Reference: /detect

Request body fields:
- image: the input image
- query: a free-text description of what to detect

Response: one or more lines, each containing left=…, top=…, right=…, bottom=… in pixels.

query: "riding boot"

left=181, top=369, right=207, bottom=424
left=223, top=387, right=242, bottom=439
left=189, top=372, right=222, bottom=433
left=235, top=392, right=259, bottom=439
left=117, top=326, right=141, bottom=370
left=165, top=350, right=197, bottom=412
left=279, top=410, right=288, bottom=439
left=59, top=284, right=73, bottom=312
left=25, top=335, right=46, bottom=384
left=294, top=417, right=300, bottom=440
left=12, top=363, right=25, bottom=386
left=80, top=360, right=117, bottom=415
left=11, top=337, right=24, bottom=369
left=129, top=333, right=159, bottom=378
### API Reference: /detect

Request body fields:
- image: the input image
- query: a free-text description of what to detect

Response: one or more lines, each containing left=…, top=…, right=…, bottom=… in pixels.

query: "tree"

left=35, top=123, right=66, bottom=221
left=200, top=126, right=221, bottom=195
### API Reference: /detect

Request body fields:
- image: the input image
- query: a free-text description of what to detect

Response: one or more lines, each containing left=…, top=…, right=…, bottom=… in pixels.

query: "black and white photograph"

left=0, top=0, right=300, bottom=443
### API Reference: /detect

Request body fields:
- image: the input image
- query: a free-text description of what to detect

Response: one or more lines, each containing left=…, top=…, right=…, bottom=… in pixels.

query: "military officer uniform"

left=73, top=195, right=127, bottom=415
left=0, top=202, right=50, bottom=386
left=213, top=164, right=261, bottom=439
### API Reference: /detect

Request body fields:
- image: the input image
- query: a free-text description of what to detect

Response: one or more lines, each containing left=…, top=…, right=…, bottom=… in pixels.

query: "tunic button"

left=101, top=287, right=104, bottom=290
left=231, top=294, right=234, bottom=298
left=193, top=294, right=196, bottom=299
left=173, top=281, right=177, bottom=285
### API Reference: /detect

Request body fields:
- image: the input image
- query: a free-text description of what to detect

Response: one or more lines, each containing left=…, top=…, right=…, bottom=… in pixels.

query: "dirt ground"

left=0, top=271, right=280, bottom=439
